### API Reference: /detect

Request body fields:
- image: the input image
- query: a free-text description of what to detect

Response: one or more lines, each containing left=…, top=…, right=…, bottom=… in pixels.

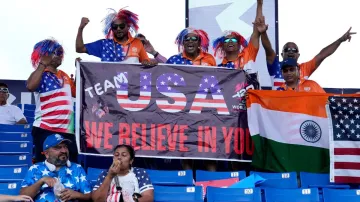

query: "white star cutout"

left=143, top=85, right=147, bottom=89
left=356, top=115, right=360, bottom=119
left=342, top=98, right=347, bottom=103
left=40, top=192, right=47, bottom=199
left=339, top=110, right=343, bottom=114
left=341, top=129, right=345, bottom=133
left=334, top=114, right=339, bottom=119
left=357, top=124, right=360, bottom=129
left=75, top=176, right=79, bottom=183
left=350, top=110, right=354, bottom=114
left=66, top=168, right=72, bottom=175
left=347, top=135, right=351, bottom=138
left=204, top=88, right=209, bottom=92
left=340, top=119, right=344, bottom=123
left=143, top=75, right=148, bottom=79
left=354, top=99, right=358, bottom=103
left=64, top=181, right=74, bottom=188
left=217, top=89, right=221, bottom=93
left=349, top=103, right=353, bottom=107
left=335, top=124, right=340, bottom=128
left=161, top=81, right=165, bottom=85
left=330, top=97, right=335, bottom=102
left=351, top=129, right=355, bottom=134
left=357, top=134, right=360, bottom=138
left=211, top=84, right=215, bottom=87
left=345, top=115, right=349, bottom=119
left=204, top=78, right=208, bottom=83
left=80, top=174, right=87, bottom=182
left=168, top=76, right=172, bottom=81
left=174, top=82, right=178, bottom=86
left=29, top=165, right=38, bottom=171
left=355, top=106, right=359, bottom=110
left=180, top=77, right=184, bottom=81
left=167, top=86, right=172, bottom=90
left=350, top=119, right=355, bottom=124
left=337, top=102, right=341, bottom=107
left=345, top=124, right=350, bottom=129
left=336, top=134, right=341, bottom=138
left=41, top=169, right=50, bottom=176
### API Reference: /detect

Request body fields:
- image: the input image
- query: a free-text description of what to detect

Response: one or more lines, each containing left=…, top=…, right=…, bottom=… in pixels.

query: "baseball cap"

left=281, top=58, right=298, bottom=69
left=43, top=134, right=71, bottom=151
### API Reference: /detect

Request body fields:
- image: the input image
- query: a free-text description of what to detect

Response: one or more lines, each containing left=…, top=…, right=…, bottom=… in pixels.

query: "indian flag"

left=247, top=90, right=330, bottom=173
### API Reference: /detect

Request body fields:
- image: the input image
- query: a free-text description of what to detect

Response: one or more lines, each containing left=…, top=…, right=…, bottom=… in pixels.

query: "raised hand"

left=253, top=16, right=268, bottom=33
left=339, top=27, right=356, bottom=42
left=79, top=17, right=90, bottom=29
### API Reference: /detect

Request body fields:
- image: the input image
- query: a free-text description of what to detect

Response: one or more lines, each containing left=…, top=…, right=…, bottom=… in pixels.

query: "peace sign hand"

left=339, top=27, right=356, bottom=42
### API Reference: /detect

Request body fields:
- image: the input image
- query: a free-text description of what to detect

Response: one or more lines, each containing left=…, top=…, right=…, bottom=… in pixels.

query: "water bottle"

left=53, top=178, right=65, bottom=202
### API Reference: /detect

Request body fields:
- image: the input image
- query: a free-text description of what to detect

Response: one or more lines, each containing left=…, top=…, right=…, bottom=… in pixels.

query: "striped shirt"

left=33, top=70, right=75, bottom=134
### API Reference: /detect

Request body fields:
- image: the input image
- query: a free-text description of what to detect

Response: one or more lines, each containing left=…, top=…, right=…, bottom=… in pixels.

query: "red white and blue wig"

left=102, top=8, right=139, bottom=39
left=31, top=38, right=64, bottom=68
left=175, top=27, right=210, bottom=53
left=212, top=31, right=248, bottom=58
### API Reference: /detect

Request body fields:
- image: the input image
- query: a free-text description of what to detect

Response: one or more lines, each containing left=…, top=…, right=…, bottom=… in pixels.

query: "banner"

left=77, top=61, right=259, bottom=161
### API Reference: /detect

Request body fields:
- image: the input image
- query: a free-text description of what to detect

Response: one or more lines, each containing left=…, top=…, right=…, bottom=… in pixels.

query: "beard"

left=49, top=154, right=68, bottom=166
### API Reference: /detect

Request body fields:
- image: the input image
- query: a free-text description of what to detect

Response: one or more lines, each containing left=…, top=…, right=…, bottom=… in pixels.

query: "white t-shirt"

left=0, top=104, right=26, bottom=125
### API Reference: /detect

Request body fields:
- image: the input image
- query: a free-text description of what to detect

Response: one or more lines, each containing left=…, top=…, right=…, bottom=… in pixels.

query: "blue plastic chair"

left=300, top=172, right=350, bottom=189
left=23, top=104, right=36, bottom=111
left=323, top=188, right=360, bottom=202
left=87, top=167, right=106, bottom=188
left=0, top=141, right=32, bottom=154
left=0, top=124, right=32, bottom=133
left=0, top=132, right=32, bottom=142
left=23, top=110, right=35, bottom=118
left=250, top=171, right=298, bottom=188
left=0, top=182, right=21, bottom=195
left=207, top=187, right=262, bottom=202
left=147, top=169, right=194, bottom=186
left=264, top=188, right=320, bottom=202
left=154, top=185, right=203, bottom=202
left=0, top=154, right=32, bottom=166
left=25, top=117, right=34, bottom=124
left=195, top=170, right=246, bottom=182
left=0, top=166, right=28, bottom=182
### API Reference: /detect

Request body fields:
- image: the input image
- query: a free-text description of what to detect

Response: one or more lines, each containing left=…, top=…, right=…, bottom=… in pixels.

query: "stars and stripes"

left=167, top=54, right=194, bottom=65
left=34, top=71, right=74, bottom=133
left=189, top=75, right=229, bottom=115
left=156, top=73, right=187, bottom=113
left=21, top=162, right=91, bottom=201
left=328, top=96, right=360, bottom=183
left=93, top=167, right=153, bottom=202
left=117, top=72, right=151, bottom=111
left=101, top=39, right=128, bottom=62
left=267, top=58, right=285, bottom=89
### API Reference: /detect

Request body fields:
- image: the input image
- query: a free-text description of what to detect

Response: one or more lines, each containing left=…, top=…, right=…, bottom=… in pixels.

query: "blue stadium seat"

left=0, top=141, right=32, bottom=154
left=264, top=188, right=320, bottom=202
left=25, top=117, right=34, bottom=124
left=154, top=185, right=203, bottom=202
left=0, top=132, right=32, bottom=141
left=250, top=171, right=298, bottom=188
left=300, top=172, right=350, bottom=189
left=23, top=110, right=35, bottom=118
left=0, top=124, right=32, bottom=132
left=323, top=188, right=360, bottom=202
left=0, top=182, right=21, bottom=195
left=207, top=187, right=262, bottom=202
left=0, top=154, right=32, bottom=166
left=147, top=169, right=194, bottom=186
left=195, top=170, right=246, bottom=182
left=87, top=167, right=106, bottom=187
left=23, top=104, right=36, bottom=111
left=0, top=166, right=28, bottom=182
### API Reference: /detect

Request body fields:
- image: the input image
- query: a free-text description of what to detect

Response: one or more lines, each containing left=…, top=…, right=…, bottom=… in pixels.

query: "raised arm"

left=76, top=17, right=90, bottom=53
left=249, top=0, right=263, bottom=49
left=26, top=57, right=50, bottom=92
left=314, top=27, right=356, bottom=69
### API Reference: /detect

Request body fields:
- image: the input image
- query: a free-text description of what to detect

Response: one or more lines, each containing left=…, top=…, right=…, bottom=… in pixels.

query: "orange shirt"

left=299, top=58, right=316, bottom=79
left=219, top=40, right=259, bottom=70
left=277, top=79, right=325, bottom=93
left=113, top=33, right=149, bottom=62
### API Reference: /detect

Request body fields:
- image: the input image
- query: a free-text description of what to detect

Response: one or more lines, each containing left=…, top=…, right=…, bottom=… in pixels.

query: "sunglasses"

left=283, top=47, right=298, bottom=53
left=224, top=38, right=238, bottom=43
left=184, top=36, right=199, bottom=42
left=111, top=23, right=126, bottom=30
left=0, top=88, right=9, bottom=93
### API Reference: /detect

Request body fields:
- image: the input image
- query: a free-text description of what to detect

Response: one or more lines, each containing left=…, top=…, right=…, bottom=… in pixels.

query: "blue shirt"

left=21, top=161, right=91, bottom=202
left=267, top=57, right=284, bottom=89
left=166, top=52, right=216, bottom=66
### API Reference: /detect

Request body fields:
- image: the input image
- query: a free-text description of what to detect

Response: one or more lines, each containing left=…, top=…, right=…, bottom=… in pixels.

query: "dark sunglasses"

left=184, top=36, right=199, bottom=42
left=111, top=23, right=126, bottom=30
left=283, top=47, right=298, bottom=53
left=281, top=66, right=297, bottom=73
left=0, top=88, right=9, bottom=93
left=224, top=38, right=238, bottom=43
left=53, top=48, right=64, bottom=56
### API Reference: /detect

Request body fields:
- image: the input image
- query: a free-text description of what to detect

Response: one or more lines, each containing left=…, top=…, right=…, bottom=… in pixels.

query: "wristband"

left=153, top=52, right=159, bottom=58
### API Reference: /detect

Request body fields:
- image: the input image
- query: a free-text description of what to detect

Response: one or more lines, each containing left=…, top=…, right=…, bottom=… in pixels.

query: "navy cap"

left=281, top=58, right=298, bottom=69
left=43, top=134, right=71, bottom=151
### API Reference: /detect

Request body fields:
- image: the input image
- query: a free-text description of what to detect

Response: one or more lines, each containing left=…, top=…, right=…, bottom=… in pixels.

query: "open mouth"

left=186, top=45, right=195, bottom=51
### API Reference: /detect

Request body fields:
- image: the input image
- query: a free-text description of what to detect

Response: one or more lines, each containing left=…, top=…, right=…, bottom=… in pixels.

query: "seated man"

left=20, top=134, right=91, bottom=201
left=0, top=82, right=27, bottom=125
left=277, top=58, right=325, bottom=93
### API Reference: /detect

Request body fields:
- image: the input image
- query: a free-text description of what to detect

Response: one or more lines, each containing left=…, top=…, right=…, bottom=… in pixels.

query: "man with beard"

left=27, top=39, right=78, bottom=163
left=277, top=58, right=325, bottom=93
left=166, top=27, right=216, bottom=66
left=259, top=14, right=356, bottom=88
left=20, top=134, right=91, bottom=202
left=76, top=8, right=156, bottom=66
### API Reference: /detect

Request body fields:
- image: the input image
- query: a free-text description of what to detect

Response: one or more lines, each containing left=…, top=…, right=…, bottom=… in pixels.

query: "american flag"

left=268, top=58, right=285, bottom=89
left=156, top=73, right=186, bottom=113
left=34, top=72, right=73, bottom=133
left=328, top=96, right=360, bottom=183
left=189, top=75, right=229, bottom=115
left=117, top=72, right=151, bottom=111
